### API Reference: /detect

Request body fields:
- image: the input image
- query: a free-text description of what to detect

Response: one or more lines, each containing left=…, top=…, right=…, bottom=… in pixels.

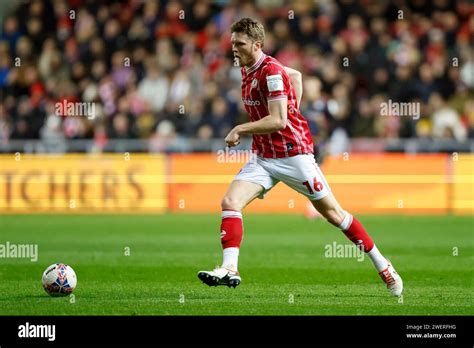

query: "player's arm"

left=225, top=99, right=287, bottom=147
left=284, top=66, right=302, bottom=106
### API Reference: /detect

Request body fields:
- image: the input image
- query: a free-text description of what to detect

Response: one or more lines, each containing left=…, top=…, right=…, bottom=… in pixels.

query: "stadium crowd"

left=0, top=0, right=473, bottom=153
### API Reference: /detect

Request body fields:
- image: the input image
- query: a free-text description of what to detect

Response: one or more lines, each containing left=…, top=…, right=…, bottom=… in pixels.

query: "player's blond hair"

left=230, top=17, right=265, bottom=47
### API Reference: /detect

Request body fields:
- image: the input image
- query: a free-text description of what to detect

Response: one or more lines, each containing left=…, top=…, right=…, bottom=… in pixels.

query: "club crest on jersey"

left=251, top=78, right=258, bottom=89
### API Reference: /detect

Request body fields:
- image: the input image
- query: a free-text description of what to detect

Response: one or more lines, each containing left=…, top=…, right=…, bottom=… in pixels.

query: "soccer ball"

left=42, top=263, right=77, bottom=297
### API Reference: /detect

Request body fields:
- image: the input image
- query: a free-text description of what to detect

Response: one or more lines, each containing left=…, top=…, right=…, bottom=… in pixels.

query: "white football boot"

left=198, top=267, right=241, bottom=288
left=378, top=260, right=403, bottom=297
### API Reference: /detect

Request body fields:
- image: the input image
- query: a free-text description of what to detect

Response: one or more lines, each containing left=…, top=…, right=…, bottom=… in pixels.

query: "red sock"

left=339, top=213, right=374, bottom=253
left=220, top=210, right=243, bottom=249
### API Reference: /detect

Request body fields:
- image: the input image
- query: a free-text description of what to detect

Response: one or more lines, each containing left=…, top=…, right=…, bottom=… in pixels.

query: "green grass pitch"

left=0, top=214, right=472, bottom=315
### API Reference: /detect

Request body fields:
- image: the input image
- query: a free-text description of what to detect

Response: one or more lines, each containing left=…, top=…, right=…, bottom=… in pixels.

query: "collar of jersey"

left=245, top=51, right=266, bottom=74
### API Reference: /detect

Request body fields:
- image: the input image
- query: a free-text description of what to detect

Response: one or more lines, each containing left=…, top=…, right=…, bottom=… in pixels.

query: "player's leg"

left=267, top=154, right=403, bottom=296
left=310, top=193, right=403, bottom=296
left=198, top=157, right=278, bottom=288
left=310, top=191, right=375, bottom=252
left=198, top=180, right=263, bottom=288
left=219, top=179, right=264, bottom=270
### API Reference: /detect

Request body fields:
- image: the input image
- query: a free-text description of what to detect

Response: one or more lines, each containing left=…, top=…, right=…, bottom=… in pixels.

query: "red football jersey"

left=240, top=52, right=314, bottom=158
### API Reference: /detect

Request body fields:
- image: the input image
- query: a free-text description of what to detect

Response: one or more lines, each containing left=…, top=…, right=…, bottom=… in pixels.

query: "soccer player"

left=198, top=18, right=403, bottom=296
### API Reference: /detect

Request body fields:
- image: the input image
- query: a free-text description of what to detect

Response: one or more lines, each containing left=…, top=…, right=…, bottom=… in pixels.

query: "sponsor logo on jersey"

left=242, top=99, right=261, bottom=106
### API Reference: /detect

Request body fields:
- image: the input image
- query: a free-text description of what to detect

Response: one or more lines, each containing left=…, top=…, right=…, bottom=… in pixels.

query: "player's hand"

left=225, top=127, right=241, bottom=147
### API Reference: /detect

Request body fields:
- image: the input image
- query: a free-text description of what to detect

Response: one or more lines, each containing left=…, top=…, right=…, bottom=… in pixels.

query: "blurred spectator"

left=109, top=112, right=135, bottom=139
left=430, top=93, right=467, bottom=141
left=208, top=96, right=234, bottom=138
left=137, top=60, right=169, bottom=113
left=0, top=16, right=21, bottom=54
left=40, top=113, right=66, bottom=153
left=149, top=119, right=177, bottom=152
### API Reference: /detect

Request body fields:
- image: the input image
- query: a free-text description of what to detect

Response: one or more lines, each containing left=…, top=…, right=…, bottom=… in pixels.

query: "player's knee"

left=221, top=196, right=242, bottom=212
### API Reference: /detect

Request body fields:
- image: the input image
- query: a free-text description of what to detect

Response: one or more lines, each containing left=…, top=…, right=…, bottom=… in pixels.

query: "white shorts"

left=234, top=154, right=331, bottom=201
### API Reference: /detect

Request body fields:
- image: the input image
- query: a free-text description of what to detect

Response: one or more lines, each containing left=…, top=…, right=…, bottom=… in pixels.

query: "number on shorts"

left=302, top=177, right=324, bottom=194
